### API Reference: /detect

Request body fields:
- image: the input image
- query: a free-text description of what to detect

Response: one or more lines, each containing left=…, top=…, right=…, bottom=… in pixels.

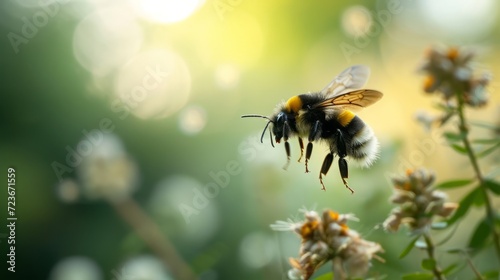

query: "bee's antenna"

left=241, top=114, right=274, bottom=123
left=259, top=121, right=275, bottom=147
left=268, top=125, right=274, bottom=147
left=242, top=114, right=275, bottom=147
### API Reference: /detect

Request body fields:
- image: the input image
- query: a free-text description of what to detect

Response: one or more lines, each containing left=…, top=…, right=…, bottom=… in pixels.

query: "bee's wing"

left=320, top=65, right=371, bottom=98
left=313, top=89, right=383, bottom=112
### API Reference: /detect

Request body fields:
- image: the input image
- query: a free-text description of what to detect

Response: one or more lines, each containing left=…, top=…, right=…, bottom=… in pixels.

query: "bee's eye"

left=276, top=112, right=286, bottom=123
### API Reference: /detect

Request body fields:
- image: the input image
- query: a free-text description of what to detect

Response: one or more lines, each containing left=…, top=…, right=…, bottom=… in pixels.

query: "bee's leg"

left=336, top=129, right=354, bottom=193
left=305, top=120, right=321, bottom=173
left=319, top=153, right=334, bottom=191
left=305, top=142, right=313, bottom=173
left=282, top=121, right=291, bottom=170
left=338, top=157, right=353, bottom=193
left=283, top=141, right=291, bottom=170
left=297, top=138, right=304, bottom=162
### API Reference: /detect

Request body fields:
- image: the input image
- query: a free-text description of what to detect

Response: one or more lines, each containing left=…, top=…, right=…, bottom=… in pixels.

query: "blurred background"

left=1, top=0, right=499, bottom=279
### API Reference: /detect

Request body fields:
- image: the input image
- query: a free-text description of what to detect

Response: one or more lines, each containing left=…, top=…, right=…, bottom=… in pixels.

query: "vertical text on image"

left=6, top=167, right=17, bottom=273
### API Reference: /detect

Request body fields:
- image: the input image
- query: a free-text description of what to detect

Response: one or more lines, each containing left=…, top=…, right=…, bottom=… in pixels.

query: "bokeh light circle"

left=214, top=64, right=241, bottom=90
left=57, top=178, right=80, bottom=203
left=239, top=231, right=276, bottom=269
left=49, top=256, right=102, bottom=280
left=73, top=6, right=143, bottom=77
left=341, top=5, right=373, bottom=38
left=113, top=49, right=191, bottom=120
left=178, top=105, right=207, bottom=135
left=119, top=255, right=173, bottom=280
left=149, top=176, right=219, bottom=245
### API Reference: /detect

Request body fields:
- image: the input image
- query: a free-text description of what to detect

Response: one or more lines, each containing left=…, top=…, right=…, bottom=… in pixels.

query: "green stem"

left=111, top=198, right=198, bottom=280
left=456, top=93, right=500, bottom=263
left=463, top=251, right=484, bottom=280
left=423, top=233, right=446, bottom=280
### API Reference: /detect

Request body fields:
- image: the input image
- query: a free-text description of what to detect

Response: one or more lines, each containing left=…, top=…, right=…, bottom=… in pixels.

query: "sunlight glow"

left=130, top=0, right=203, bottom=24
left=418, top=0, right=497, bottom=38
left=196, top=12, right=264, bottom=68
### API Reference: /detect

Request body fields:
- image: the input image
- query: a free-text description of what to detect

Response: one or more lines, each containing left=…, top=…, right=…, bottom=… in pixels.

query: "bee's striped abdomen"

left=341, top=113, right=379, bottom=166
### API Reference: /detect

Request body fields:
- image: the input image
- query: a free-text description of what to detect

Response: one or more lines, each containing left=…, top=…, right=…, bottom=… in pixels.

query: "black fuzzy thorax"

left=297, top=93, right=360, bottom=138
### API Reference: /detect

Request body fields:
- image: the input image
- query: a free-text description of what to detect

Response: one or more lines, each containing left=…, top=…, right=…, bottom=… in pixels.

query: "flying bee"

left=242, top=65, right=383, bottom=193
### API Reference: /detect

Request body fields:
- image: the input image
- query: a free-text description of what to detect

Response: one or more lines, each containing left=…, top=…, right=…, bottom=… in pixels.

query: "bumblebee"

left=242, top=65, right=383, bottom=193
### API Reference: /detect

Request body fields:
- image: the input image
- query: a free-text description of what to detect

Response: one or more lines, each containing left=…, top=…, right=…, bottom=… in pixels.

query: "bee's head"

left=271, top=111, right=288, bottom=143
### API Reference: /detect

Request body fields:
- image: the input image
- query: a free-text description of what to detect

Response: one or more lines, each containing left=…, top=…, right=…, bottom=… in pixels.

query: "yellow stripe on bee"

left=285, top=96, right=303, bottom=113
left=337, top=110, right=356, bottom=126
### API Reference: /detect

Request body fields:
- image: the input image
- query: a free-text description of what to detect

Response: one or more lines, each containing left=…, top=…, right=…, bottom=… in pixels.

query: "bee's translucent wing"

left=320, top=65, right=371, bottom=98
left=313, top=89, right=383, bottom=112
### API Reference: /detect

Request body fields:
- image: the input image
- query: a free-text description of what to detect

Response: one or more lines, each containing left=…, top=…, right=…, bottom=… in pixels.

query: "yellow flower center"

left=447, top=47, right=459, bottom=60
left=300, top=220, right=319, bottom=239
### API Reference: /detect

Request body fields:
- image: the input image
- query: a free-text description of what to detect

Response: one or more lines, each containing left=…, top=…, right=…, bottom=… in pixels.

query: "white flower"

left=272, top=209, right=383, bottom=280
left=384, top=169, right=457, bottom=234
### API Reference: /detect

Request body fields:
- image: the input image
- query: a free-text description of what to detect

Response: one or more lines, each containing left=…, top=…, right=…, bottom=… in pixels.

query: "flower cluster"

left=384, top=169, right=458, bottom=234
left=272, top=209, right=383, bottom=280
left=421, top=46, right=491, bottom=107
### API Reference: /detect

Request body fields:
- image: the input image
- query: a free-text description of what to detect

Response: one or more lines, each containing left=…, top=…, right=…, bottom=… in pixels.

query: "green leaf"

left=470, top=120, right=499, bottom=130
left=401, top=272, right=434, bottom=280
left=472, top=138, right=500, bottom=144
left=443, top=131, right=465, bottom=143
left=481, top=270, right=500, bottom=279
left=446, top=188, right=480, bottom=226
left=399, top=236, right=420, bottom=259
left=473, top=189, right=485, bottom=207
left=421, top=258, right=436, bottom=271
left=435, top=103, right=456, bottom=113
left=477, top=142, right=500, bottom=158
left=450, top=143, right=467, bottom=154
left=435, top=179, right=473, bottom=189
left=468, top=218, right=491, bottom=250
left=446, top=248, right=465, bottom=254
left=439, top=112, right=455, bottom=126
left=442, top=263, right=459, bottom=275
left=482, top=179, right=500, bottom=195
left=314, top=272, right=333, bottom=280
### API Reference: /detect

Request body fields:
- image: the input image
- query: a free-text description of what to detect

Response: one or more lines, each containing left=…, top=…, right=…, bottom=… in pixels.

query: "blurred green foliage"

left=1, top=0, right=499, bottom=279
